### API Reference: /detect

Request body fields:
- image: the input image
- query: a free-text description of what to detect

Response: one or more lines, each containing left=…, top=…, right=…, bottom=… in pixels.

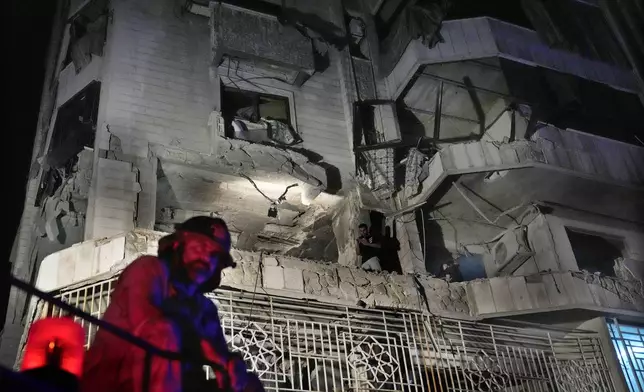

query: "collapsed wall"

left=36, top=229, right=644, bottom=321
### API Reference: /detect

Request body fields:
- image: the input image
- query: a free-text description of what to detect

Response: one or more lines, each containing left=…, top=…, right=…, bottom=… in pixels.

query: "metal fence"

left=607, top=319, right=643, bottom=392
left=23, top=273, right=617, bottom=392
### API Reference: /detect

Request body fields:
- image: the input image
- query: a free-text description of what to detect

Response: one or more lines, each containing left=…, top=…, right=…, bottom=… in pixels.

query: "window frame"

left=564, top=226, right=626, bottom=275
left=218, top=78, right=298, bottom=136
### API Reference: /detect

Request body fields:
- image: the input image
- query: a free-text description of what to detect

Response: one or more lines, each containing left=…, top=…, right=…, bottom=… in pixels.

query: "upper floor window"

left=221, top=87, right=301, bottom=146
left=522, top=0, right=629, bottom=67
left=63, top=0, right=108, bottom=73
left=565, top=228, right=624, bottom=276
left=445, top=0, right=533, bottom=28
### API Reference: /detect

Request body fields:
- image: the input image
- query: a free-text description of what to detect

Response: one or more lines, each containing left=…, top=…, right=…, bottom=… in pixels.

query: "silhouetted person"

left=436, top=261, right=463, bottom=283
left=357, top=223, right=382, bottom=271
left=380, top=226, right=402, bottom=274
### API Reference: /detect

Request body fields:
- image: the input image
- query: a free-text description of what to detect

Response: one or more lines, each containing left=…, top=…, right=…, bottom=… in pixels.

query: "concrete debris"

left=573, top=269, right=644, bottom=305
left=36, top=228, right=644, bottom=320
left=614, top=257, right=643, bottom=288
left=403, top=148, right=429, bottom=199
left=232, top=118, right=301, bottom=146
left=332, top=188, right=362, bottom=266
left=37, top=149, right=93, bottom=245
left=152, top=138, right=326, bottom=191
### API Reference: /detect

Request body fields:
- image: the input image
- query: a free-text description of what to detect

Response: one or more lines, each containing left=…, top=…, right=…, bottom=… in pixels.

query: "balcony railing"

left=386, top=17, right=639, bottom=100
left=9, top=276, right=231, bottom=392
left=16, top=274, right=619, bottom=392
left=405, top=126, right=644, bottom=209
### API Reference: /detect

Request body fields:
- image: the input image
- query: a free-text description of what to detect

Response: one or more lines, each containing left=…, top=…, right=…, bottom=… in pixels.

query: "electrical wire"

left=239, top=173, right=298, bottom=208
left=420, top=208, right=427, bottom=266
left=277, top=183, right=298, bottom=203
left=239, top=173, right=276, bottom=203
left=453, top=182, right=523, bottom=225
left=241, top=252, right=262, bottom=332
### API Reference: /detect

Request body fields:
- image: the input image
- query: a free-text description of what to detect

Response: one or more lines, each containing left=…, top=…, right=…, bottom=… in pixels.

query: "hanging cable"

left=239, top=173, right=274, bottom=203
left=242, top=251, right=263, bottom=332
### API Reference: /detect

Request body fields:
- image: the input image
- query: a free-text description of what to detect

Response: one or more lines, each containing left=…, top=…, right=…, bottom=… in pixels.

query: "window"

left=36, top=81, right=100, bottom=206
left=522, top=0, right=629, bottom=67
left=445, top=0, right=533, bottom=28
left=221, top=87, right=301, bottom=146
left=565, top=228, right=624, bottom=276
left=63, top=0, right=108, bottom=73
left=608, top=319, right=644, bottom=392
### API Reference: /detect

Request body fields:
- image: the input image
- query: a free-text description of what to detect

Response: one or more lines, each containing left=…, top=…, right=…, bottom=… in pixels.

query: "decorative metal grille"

left=608, top=319, right=644, bottom=392
left=23, top=274, right=618, bottom=392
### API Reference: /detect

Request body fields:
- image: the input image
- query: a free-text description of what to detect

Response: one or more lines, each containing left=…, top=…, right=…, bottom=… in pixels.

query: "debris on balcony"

left=35, top=148, right=93, bottom=248
left=378, top=0, right=451, bottom=77
left=403, top=147, right=430, bottom=200
left=614, top=258, right=644, bottom=290
left=222, top=87, right=302, bottom=147
left=573, top=269, right=644, bottom=307
left=65, top=0, right=108, bottom=73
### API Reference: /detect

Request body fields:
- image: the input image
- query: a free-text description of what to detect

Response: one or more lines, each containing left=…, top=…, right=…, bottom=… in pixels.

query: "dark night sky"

left=4, top=0, right=56, bottom=324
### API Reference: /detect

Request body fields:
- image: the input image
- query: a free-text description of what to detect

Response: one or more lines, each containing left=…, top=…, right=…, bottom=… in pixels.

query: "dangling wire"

left=241, top=251, right=263, bottom=333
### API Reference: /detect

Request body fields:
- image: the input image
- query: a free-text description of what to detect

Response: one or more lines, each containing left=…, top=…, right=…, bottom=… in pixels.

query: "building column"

left=333, top=188, right=366, bottom=267
left=395, top=212, right=425, bottom=274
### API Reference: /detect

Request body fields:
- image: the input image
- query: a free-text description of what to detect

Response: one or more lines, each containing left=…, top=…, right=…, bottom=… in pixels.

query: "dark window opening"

left=359, top=211, right=402, bottom=274
left=374, top=0, right=408, bottom=40
left=36, top=82, right=100, bottom=206
left=191, top=0, right=282, bottom=17
left=566, top=228, right=624, bottom=277
left=63, top=0, right=108, bottom=73
left=500, top=59, right=644, bottom=145
left=521, top=0, right=629, bottom=67
left=445, top=0, right=533, bottom=28
left=221, top=87, right=301, bottom=146
left=375, top=0, right=450, bottom=42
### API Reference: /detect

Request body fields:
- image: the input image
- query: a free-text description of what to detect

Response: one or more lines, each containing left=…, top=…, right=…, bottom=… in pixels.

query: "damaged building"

left=3, top=0, right=644, bottom=391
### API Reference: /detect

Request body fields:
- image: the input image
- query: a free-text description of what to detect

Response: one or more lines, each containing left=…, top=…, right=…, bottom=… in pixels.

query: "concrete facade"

left=32, top=228, right=644, bottom=319
left=4, top=1, right=644, bottom=388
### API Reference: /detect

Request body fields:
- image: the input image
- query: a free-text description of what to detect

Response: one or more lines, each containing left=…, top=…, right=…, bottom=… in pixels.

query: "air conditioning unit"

left=492, top=226, right=534, bottom=276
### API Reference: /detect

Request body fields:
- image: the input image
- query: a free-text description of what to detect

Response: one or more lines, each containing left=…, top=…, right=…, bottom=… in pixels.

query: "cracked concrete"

left=31, top=230, right=644, bottom=323
left=152, top=126, right=327, bottom=192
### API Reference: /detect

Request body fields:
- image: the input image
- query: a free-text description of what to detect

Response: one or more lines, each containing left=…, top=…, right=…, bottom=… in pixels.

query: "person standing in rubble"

left=80, top=217, right=264, bottom=392
left=357, top=223, right=382, bottom=272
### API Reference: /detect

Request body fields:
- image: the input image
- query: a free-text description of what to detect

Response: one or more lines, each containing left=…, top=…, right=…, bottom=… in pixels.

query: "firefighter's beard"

left=168, top=253, right=215, bottom=295
left=185, top=259, right=214, bottom=285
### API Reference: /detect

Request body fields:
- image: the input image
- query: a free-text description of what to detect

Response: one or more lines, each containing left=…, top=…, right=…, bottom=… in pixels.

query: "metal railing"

left=16, top=272, right=620, bottom=392
left=10, top=276, right=231, bottom=392
left=607, top=319, right=644, bottom=392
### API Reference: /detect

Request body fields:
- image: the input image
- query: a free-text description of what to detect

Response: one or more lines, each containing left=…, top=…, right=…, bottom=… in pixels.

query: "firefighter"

left=80, top=216, right=264, bottom=392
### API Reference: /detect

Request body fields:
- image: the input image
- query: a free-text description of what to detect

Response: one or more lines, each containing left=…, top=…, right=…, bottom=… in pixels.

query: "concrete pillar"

left=133, top=155, right=158, bottom=230
left=333, top=189, right=364, bottom=267
left=395, top=212, right=425, bottom=274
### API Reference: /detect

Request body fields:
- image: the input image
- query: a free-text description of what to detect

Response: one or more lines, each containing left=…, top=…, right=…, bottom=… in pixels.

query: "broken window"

left=446, top=0, right=533, bottom=28
left=521, top=0, right=629, bottom=67
left=36, top=81, right=100, bottom=206
left=63, top=0, right=108, bottom=73
left=399, top=60, right=513, bottom=143
left=565, top=228, right=624, bottom=277
left=221, top=87, right=301, bottom=146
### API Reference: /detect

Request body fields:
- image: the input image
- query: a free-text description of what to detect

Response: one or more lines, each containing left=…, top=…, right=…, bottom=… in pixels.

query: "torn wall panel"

left=90, top=158, right=140, bottom=239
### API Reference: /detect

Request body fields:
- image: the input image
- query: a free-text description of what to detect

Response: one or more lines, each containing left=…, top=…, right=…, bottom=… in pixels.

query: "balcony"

left=386, top=17, right=640, bottom=100
left=402, top=126, right=644, bottom=224
left=17, top=268, right=621, bottom=392
left=35, top=229, right=644, bottom=319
